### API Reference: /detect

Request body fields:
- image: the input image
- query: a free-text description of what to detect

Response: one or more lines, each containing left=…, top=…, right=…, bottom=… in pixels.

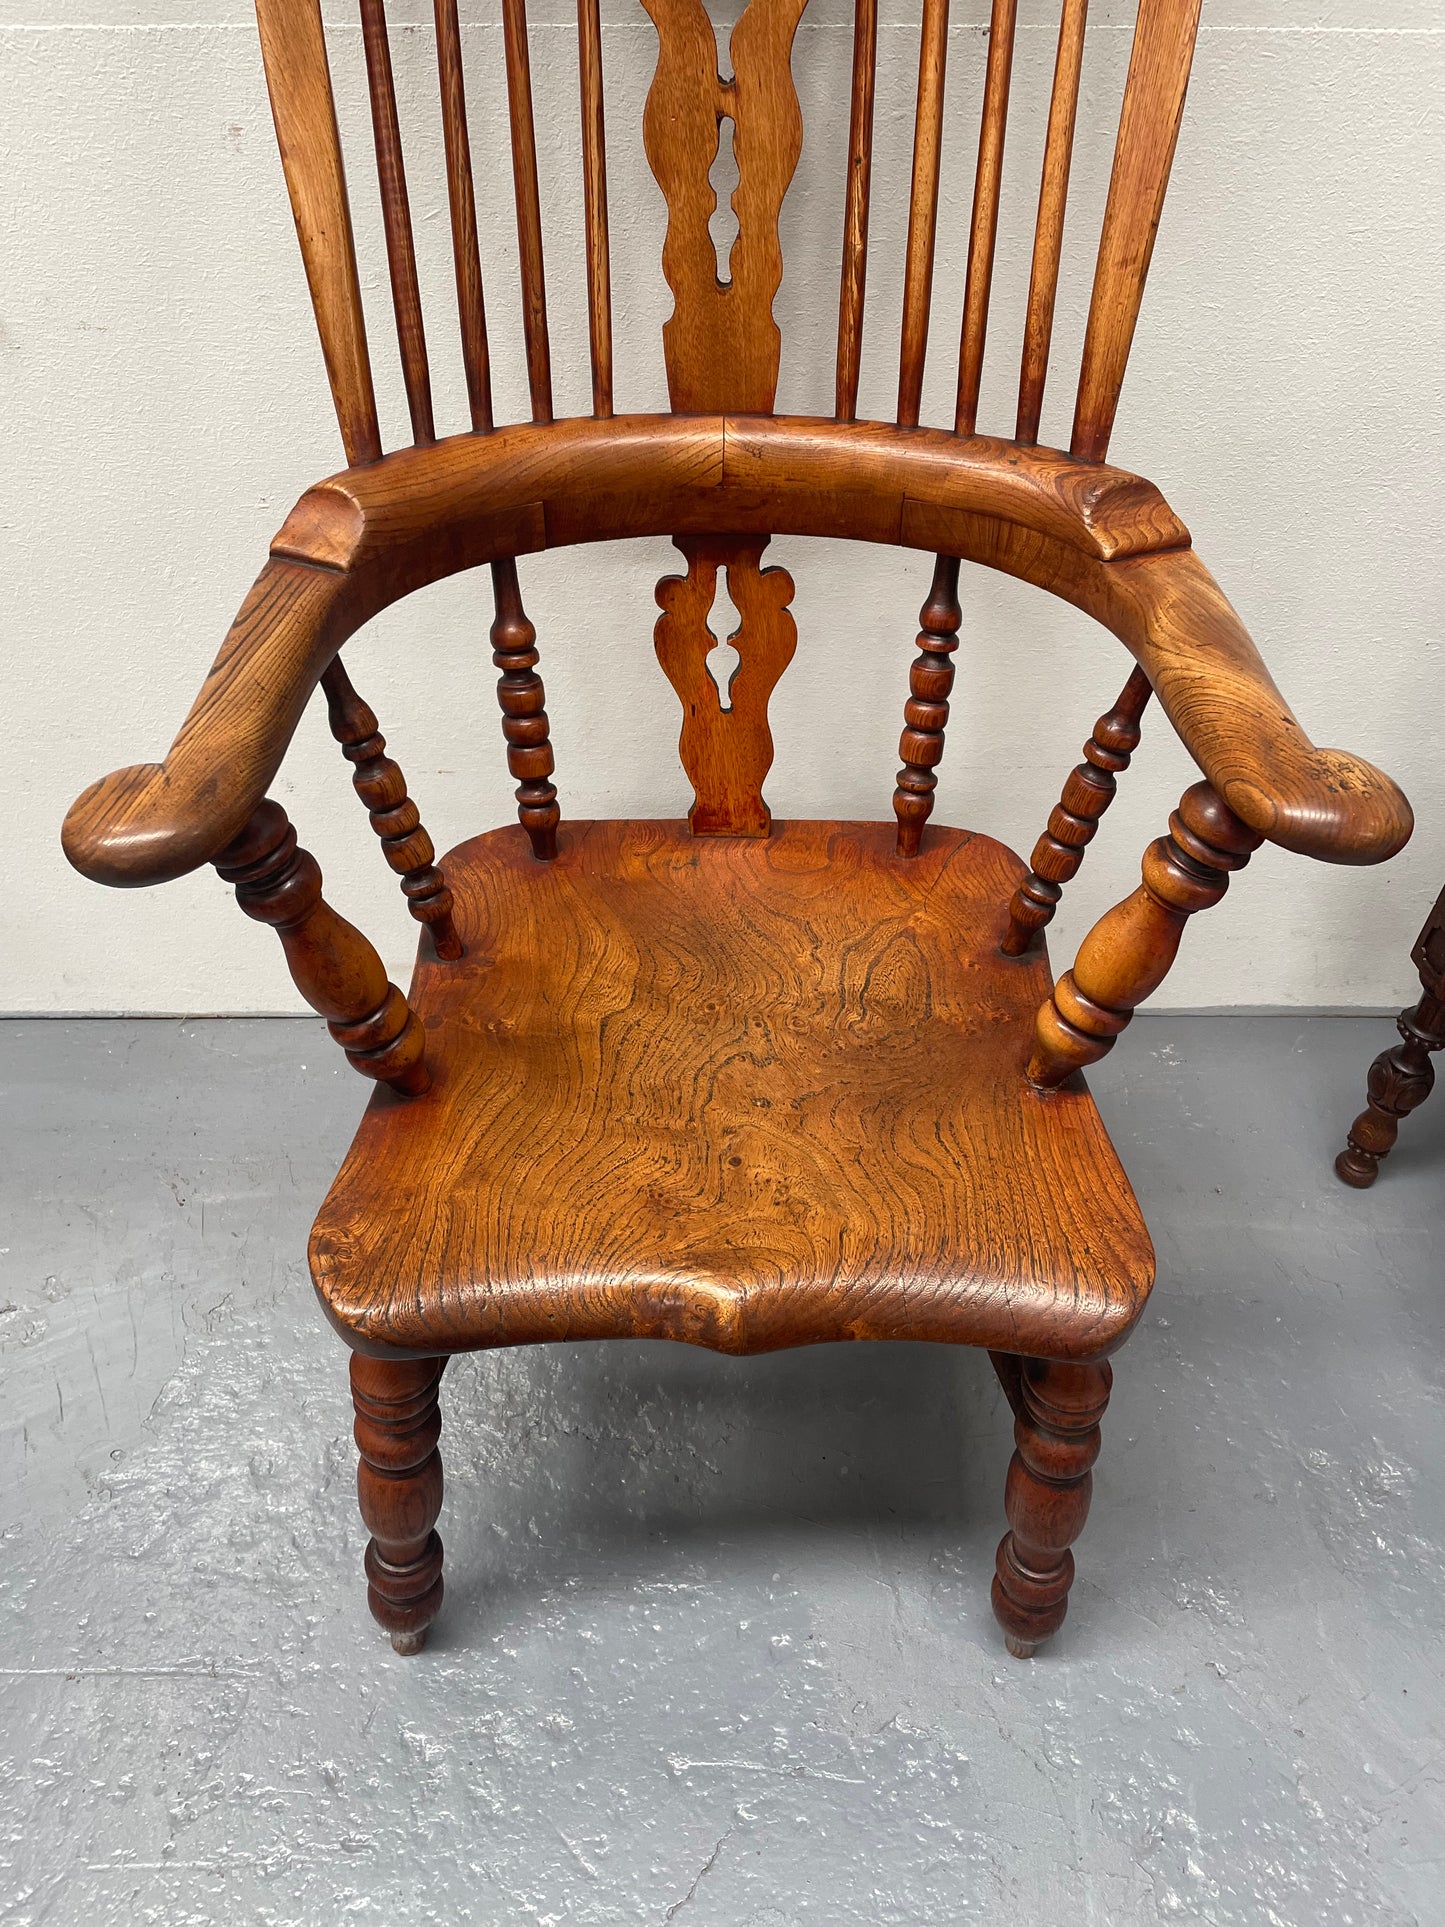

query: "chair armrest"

left=957, top=518, right=1412, bottom=866
left=1104, top=547, right=1411, bottom=865
left=62, top=557, right=361, bottom=887
left=65, top=425, right=1410, bottom=882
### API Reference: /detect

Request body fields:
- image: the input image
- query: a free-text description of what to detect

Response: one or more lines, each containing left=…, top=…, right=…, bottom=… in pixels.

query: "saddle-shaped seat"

left=310, top=820, right=1153, bottom=1361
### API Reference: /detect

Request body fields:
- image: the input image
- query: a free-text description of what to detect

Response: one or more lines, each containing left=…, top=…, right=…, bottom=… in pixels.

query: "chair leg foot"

left=991, top=1356, right=1112, bottom=1658
left=350, top=1354, right=446, bottom=1652
left=1334, top=1143, right=1381, bottom=1188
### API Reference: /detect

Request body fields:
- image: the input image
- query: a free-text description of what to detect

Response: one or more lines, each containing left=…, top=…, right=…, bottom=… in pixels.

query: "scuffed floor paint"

left=1, top=1016, right=1442, bottom=1924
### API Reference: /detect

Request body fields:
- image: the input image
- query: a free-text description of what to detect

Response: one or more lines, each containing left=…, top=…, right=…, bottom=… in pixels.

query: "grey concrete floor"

left=1, top=1015, right=1442, bottom=1925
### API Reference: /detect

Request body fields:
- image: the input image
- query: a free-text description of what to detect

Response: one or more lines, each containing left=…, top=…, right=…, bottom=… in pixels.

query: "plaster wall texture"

left=3, top=4, right=1443, bottom=1013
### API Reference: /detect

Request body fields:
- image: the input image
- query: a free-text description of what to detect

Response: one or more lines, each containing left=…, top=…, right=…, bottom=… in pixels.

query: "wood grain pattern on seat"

left=309, top=820, right=1154, bottom=1361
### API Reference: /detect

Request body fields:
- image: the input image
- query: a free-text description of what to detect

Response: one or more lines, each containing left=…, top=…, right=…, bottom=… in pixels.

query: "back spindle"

left=955, top=0, right=1018, bottom=438
left=1002, top=665, right=1152, bottom=956
left=893, top=554, right=962, bottom=856
left=491, top=559, right=560, bottom=859
left=255, top=0, right=381, bottom=465
left=1016, top=0, right=1088, bottom=444
left=360, top=0, right=435, bottom=445
left=434, top=0, right=494, bottom=433
left=502, top=0, right=555, bottom=425
left=897, top=0, right=949, bottom=429
left=835, top=0, right=878, bottom=423
left=578, top=0, right=614, bottom=418
left=1071, top=0, right=1202, bottom=464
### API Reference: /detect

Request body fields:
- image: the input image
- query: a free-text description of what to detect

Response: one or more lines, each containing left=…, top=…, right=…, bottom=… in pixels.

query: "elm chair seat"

left=310, top=820, right=1153, bottom=1361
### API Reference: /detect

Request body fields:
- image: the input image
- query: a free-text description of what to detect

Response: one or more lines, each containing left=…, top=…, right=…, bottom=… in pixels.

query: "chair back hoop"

left=252, top=0, right=1203, bottom=838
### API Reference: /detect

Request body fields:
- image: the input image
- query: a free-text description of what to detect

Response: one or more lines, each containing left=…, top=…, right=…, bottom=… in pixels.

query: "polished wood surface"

left=897, top=0, right=948, bottom=429
left=893, top=554, right=961, bottom=856
left=955, top=0, right=1017, bottom=439
left=577, top=0, right=613, bottom=418
left=654, top=536, right=797, bottom=836
left=993, top=1358, right=1111, bottom=1657
left=320, top=658, right=462, bottom=959
left=254, top=0, right=380, bottom=467
left=1072, top=0, right=1202, bottom=463
left=434, top=0, right=493, bottom=433
left=64, top=0, right=1414, bottom=1659
left=351, top=1354, right=446, bottom=1653
left=215, top=799, right=430, bottom=1096
left=1003, top=663, right=1151, bottom=954
left=1336, top=885, right=1445, bottom=1188
left=360, top=0, right=435, bottom=446
left=1028, top=781, right=1262, bottom=1088
left=311, top=820, right=1153, bottom=1361
left=489, top=557, right=559, bottom=860
left=247, top=0, right=1207, bottom=473
left=835, top=0, right=877, bottom=423
left=62, top=417, right=1409, bottom=894
left=1017, top=0, right=1088, bottom=445
left=643, top=0, right=807, bottom=414
left=503, top=0, right=553, bottom=425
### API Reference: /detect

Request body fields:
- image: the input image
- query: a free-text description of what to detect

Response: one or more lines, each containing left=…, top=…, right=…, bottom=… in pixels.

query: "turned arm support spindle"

left=214, top=799, right=430, bottom=1097
left=321, top=659, right=463, bottom=960
left=490, top=557, right=560, bottom=860
left=894, top=554, right=963, bottom=857
left=1028, top=780, right=1263, bottom=1089
left=1003, top=664, right=1153, bottom=956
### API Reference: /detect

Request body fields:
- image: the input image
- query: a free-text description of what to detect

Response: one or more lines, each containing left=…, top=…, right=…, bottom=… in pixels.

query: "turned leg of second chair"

left=1335, top=1002, right=1444, bottom=1188
left=1337, top=886, right=1445, bottom=1189
left=992, top=1356, right=1112, bottom=1658
left=350, top=1354, right=446, bottom=1654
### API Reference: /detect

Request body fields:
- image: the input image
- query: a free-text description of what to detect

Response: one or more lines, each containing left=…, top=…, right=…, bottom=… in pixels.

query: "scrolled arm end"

left=63, top=762, right=255, bottom=888
left=1102, top=549, right=1413, bottom=868
left=61, top=554, right=362, bottom=891
left=1218, top=748, right=1413, bottom=868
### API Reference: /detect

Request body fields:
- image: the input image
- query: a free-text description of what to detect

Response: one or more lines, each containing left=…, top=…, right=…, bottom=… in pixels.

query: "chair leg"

left=1335, top=1008, right=1443, bottom=1188
left=350, top=1354, right=446, bottom=1654
left=991, top=1356, right=1112, bottom=1659
left=1337, top=887, right=1445, bottom=1188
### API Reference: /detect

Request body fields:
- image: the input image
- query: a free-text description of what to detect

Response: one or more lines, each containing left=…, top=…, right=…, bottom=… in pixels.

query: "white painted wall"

left=4, top=2, right=1442, bottom=1013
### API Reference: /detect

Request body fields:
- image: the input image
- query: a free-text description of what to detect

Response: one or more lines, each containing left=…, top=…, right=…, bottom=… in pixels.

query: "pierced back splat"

left=643, top=0, right=808, bottom=833
left=641, top=0, right=808, bottom=414
left=654, top=537, right=798, bottom=837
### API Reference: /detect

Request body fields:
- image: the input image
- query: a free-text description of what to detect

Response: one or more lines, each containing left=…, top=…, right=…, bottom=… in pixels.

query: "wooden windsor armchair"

left=63, top=0, right=1411, bottom=1659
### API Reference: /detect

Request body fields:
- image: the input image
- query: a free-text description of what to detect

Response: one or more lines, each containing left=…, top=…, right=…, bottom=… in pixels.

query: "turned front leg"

left=351, top=1355, right=446, bottom=1654
left=1028, top=781, right=1263, bottom=1089
left=214, top=800, right=429, bottom=1096
left=992, top=1357, right=1112, bottom=1658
